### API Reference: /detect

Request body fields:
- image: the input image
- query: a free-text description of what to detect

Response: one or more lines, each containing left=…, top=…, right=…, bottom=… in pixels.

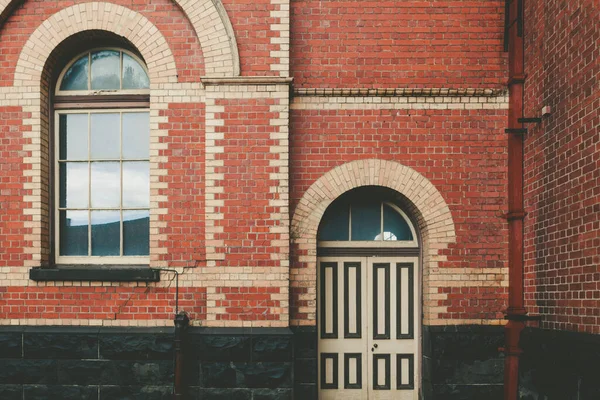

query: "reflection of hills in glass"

left=62, top=216, right=149, bottom=256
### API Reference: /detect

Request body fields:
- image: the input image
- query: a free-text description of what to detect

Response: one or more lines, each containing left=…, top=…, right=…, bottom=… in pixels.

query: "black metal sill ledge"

left=29, top=266, right=160, bottom=282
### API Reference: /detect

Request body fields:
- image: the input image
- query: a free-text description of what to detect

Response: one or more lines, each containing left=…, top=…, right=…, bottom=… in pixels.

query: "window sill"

left=29, top=266, right=160, bottom=282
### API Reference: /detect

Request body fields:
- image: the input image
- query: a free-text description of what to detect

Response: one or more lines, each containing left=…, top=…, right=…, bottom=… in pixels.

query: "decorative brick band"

left=294, top=88, right=506, bottom=97
left=291, top=95, right=509, bottom=110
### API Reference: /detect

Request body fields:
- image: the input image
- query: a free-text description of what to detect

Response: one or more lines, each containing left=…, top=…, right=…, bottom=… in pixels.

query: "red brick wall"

left=209, top=97, right=287, bottom=322
left=523, top=0, right=600, bottom=334
left=290, top=107, right=509, bottom=321
left=0, top=286, right=206, bottom=321
left=215, top=286, right=282, bottom=322
left=0, top=0, right=205, bottom=86
left=222, top=0, right=282, bottom=76
left=291, top=0, right=507, bottom=88
left=0, top=107, right=32, bottom=268
left=157, top=104, right=206, bottom=268
left=213, top=98, right=282, bottom=268
left=0, top=0, right=514, bottom=327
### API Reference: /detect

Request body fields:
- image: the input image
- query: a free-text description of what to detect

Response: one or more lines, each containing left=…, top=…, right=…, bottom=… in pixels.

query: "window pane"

left=91, top=50, right=120, bottom=90
left=59, top=114, right=88, bottom=160
left=60, top=54, right=89, bottom=91
left=351, top=202, right=381, bottom=241
left=123, top=210, right=149, bottom=255
left=91, top=162, right=120, bottom=208
left=90, top=113, right=120, bottom=159
left=318, top=204, right=350, bottom=241
left=60, top=210, right=88, bottom=256
left=123, top=162, right=149, bottom=208
left=122, top=112, right=149, bottom=159
left=383, top=205, right=413, bottom=241
left=122, top=53, right=150, bottom=90
left=59, top=163, right=89, bottom=208
left=91, top=211, right=120, bottom=256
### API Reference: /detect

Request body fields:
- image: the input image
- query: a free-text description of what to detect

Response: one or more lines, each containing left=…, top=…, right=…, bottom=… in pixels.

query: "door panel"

left=318, top=256, right=418, bottom=400
left=319, top=257, right=368, bottom=400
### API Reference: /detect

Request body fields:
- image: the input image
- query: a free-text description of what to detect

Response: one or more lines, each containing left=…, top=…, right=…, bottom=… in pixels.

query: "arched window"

left=54, top=48, right=150, bottom=264
left=318, top=186, right=418, bottom=246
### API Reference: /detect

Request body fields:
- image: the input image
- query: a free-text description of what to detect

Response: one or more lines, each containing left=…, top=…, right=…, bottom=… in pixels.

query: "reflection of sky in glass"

left=91, top=162, right=120, bottom=208
left=122, top=113, right=150, bottom=158
left=91, top=113, right=120, bottom=159
left=122, top=53, right=150, bottom=90
left=123, top=162, right=149, bottom=208
left=124, top=210, right=149, bottom=221
left=60, top=114, right=88, bottom=160
left=61, top=163, right=88, bottom=208
left=91, top=50, right=120, bottom=90
left=375, top=232, right=398, bottom=241
left=60, top=55, right=89, bottom=91
left=63, top=210, right=88, bottom=226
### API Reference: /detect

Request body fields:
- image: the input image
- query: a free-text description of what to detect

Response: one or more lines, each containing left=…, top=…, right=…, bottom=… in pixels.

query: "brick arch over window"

left=5, top=0, right=239, bottom=83
left=13, top=3, right=177, bottom=86
left=290, top=159, right=457, bottom=325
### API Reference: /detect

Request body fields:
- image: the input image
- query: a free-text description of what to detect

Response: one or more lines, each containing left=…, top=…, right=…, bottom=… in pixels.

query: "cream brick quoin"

left=290, top=159, right=506, bottom=326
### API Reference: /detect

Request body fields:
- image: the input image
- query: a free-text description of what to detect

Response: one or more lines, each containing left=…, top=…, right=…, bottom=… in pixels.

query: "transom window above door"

left=54, top=48, right=150, bottom=265
left=318, top=186, right=418, bottom=245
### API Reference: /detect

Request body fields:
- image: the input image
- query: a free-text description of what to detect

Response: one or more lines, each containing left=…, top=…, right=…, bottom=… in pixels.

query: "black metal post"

left=173, top=311, right=189, bottom=399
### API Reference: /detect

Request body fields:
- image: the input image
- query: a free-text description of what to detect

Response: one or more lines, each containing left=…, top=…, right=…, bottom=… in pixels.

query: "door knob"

left=373, top=344, right=378, bottom=348
left=371, top=343, right=378, bottom=351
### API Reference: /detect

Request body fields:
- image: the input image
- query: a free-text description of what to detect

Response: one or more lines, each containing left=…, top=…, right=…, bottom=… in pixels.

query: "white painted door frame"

left=318, top=255, right=420, bottom=400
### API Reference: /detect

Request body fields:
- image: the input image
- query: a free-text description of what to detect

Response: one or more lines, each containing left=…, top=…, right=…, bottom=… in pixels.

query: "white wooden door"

left=318, top=257, right=418, bottom=400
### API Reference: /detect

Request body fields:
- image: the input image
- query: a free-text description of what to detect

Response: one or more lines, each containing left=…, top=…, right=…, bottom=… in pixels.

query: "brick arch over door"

left=2, top=0, right=239, bottom=81
left=290, top=159, right=457, bottom=325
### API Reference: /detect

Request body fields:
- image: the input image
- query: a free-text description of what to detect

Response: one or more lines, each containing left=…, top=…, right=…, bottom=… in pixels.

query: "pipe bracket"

left=503, top=211, right=527, bottom=221
left=505, top=128, right=527, bottom=135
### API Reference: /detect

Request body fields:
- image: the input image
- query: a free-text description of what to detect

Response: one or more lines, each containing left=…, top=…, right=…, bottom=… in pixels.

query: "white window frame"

left=54, top=108, right=150, bottom=265
left=54, top=47, right=151, bottom=265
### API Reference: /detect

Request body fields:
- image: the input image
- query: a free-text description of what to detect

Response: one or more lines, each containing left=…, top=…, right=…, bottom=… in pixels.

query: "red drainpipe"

left=503, top=0, right=529, bottom=399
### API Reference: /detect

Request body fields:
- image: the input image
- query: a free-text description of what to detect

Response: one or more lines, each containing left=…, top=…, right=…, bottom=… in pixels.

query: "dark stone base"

left=0, top=326, right=294, bottom=400
left=424, top=325, right=505, bottom=400
left=291, top=326, right=318, bottom=399
left=519, top=328, right=600, bottom=400
left=6, top=325, right=596, bottom=399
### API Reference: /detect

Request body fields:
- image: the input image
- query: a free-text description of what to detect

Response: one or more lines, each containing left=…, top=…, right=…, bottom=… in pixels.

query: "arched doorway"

left=318, top=186, right=420, bottom=399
